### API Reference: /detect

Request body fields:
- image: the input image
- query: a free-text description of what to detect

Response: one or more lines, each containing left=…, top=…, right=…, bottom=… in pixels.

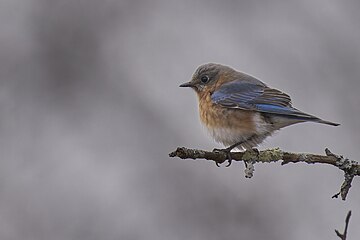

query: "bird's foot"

left=250, top=147, right=259, bottom=155
left=243, top=148, right=259, bottom=167
left=212, top=147, right=234, bottom=167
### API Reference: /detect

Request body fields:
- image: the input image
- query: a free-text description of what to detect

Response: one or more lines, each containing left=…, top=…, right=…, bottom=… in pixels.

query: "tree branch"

left=169, top=147, right=359, bottom=200
left=335, top=211, right=352, bottom=240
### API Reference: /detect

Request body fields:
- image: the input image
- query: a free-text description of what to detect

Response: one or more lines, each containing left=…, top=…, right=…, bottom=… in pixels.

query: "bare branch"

left=335, top=211, right=352, bottom=240
left=169, top=147, right=359, bottom=200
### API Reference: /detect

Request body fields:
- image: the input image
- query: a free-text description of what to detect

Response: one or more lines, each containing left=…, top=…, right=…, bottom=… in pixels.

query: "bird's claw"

left=251, top=148, right=259, bottom=155
left=212, top=148, right=233, bottom=167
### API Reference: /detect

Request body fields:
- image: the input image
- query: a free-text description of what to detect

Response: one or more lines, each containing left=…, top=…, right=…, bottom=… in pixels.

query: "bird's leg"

left=212, top=135, right=257, bottom=167
left=212, top=141, right=244, bottom=167
left=250, top=147, right=259, bottom=155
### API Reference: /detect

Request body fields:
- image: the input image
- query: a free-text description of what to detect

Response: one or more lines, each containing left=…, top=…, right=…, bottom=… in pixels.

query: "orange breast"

left=197, top=91, right=256, bottom=134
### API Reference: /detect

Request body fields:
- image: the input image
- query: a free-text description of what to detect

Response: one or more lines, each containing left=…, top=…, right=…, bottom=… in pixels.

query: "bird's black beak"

left=179, top=82, right=194, bottom=88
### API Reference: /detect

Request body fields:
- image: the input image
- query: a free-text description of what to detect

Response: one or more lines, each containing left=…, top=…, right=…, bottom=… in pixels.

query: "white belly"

left=203, top=113, right=274, bottom=149
left=207, top=127, right=252, bottom=147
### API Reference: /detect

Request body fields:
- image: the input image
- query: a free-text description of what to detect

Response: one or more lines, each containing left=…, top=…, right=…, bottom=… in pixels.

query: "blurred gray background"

left=0, top=0, right=359, bottom=239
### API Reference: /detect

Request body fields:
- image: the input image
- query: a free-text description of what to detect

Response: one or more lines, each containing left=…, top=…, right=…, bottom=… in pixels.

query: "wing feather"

left=211, top=80, right=318, bottom=120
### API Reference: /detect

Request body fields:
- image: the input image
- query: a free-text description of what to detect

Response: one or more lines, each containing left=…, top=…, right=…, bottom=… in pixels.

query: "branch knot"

left=169, top=147, right=359, bottom=200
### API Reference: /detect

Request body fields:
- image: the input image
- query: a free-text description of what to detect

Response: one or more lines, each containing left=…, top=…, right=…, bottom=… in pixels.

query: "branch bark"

left=169, top=147, right=359, bottom=200
left=335, top=211, right=352, bottom=240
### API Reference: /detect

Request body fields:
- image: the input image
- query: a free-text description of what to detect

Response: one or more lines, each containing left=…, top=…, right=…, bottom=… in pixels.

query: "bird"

left=180, top=63, right=339, bottom=167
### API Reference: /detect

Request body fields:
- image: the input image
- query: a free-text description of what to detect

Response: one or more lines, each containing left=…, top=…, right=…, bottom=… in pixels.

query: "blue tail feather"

left=256, top=104, right=339, bottom=126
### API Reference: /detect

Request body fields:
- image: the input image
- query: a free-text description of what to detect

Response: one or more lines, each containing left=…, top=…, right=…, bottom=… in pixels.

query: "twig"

left=335, top=211, right=352, bottom=240
left=169, top=147, right=359, bottom=200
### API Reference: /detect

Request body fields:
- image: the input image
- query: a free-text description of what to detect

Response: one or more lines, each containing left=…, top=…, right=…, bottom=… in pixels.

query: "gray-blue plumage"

left=181, top=63, right=340, bottom=166
left=211, top=80, right=339, bottom=126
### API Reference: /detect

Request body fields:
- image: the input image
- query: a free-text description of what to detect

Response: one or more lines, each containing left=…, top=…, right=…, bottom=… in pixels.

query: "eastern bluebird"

left=180, top=63, right=339, bottom=166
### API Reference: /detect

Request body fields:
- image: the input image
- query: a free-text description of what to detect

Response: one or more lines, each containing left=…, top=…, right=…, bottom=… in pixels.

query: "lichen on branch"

left=169, top=147, right=359, bottom=200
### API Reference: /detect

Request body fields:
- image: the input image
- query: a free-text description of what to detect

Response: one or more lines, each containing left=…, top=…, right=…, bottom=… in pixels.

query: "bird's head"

left=180, top=63, right=234, bottom=94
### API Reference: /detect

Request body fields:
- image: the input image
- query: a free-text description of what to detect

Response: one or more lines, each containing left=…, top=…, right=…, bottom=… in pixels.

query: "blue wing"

left=211, top=81, right=319, bottom=120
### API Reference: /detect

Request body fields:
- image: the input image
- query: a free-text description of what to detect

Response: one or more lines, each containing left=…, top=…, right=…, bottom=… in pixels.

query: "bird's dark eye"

left=200, top=75, right=210, bottom=83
